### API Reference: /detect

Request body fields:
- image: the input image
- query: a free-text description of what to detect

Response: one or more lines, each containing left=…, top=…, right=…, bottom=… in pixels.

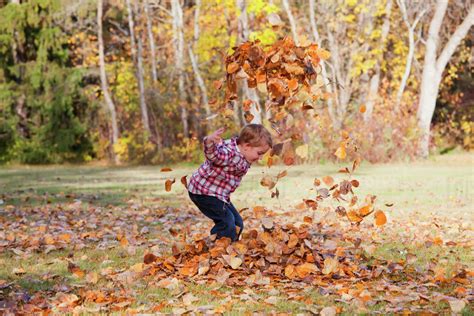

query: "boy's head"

left=237, top=124, right=272, bottom=164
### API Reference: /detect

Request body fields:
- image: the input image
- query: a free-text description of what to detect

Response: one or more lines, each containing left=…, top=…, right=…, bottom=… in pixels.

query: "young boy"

left=188, top=124, right=273, bottom=242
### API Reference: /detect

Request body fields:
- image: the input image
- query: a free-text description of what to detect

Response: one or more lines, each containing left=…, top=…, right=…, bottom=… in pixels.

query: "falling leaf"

left=334, top=144, right=347, bottom=160
left=227, top=62, right=240, bottom=74
left=244, top=112, right=254, bottom=123
left=277, top=170, right=287, bottom=179
left=347, top=210, right=363, bottom=223
left=316, top=48, right=331, bottom=60
left=213, top=80, right=223, bottom=90
left=359, top=105, right=367, bottom=113
left=242, top=99, right=253, bottom=111
left=180, top=176, right=188, bottom=189
left=160, top=167, right=172, bottom=172
left=165, top=178, right=175, bottom=192
left=374, top=210, right=387, bottom=226
left=260, top=175, right=276, bottom=189
left=314, top=178, right=321, bottom=186
left=351, top=179, right=359, bottom=187
left=322, top=176, right=334, bottom=186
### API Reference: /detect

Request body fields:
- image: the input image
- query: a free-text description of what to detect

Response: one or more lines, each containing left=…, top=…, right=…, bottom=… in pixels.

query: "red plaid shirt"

left=188, top=136, right=251, bottom=203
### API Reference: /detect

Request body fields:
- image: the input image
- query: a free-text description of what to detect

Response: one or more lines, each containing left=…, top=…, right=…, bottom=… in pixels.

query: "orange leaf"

left=213, top=80, right=223, bottom=90
left=160, top=167, right=172, bottom=172
left=242, top=99, right=253, bottom=111
left=165, top=178, right=175, bottom=192
left=347, top=210, right=363, bottom=223
left=359, top=105, right=367, bottom=113
left=358, top=205, right=373, bottom=217
left=227, top=62, right=240, bottom=74
left=374, top=210, right=387, bottom=226
left=322, top=176, right=334, bottom=186
left=288, top=78, right=298, bottom=91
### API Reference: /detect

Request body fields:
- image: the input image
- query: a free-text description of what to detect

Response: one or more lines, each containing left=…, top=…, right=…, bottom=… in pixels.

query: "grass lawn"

left=0, top=152, right=472, bottom=314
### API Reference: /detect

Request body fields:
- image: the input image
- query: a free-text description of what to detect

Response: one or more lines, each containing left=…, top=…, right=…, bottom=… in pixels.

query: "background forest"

left=0, top=0, right=472, bottom=165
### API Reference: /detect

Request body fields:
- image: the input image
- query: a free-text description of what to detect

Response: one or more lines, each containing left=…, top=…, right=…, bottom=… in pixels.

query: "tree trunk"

left=189, top=0, right=211, bottom=118
left=236, top=0, right=261, bottom=125
left=364, top=0, right=392, bottom=121
left=417, top=1, right=473, bottom=157
left=395, top=0, right=425, bottom=110
left=309, top=0, right=338, bottom=128
left=171, top=0, right=189, bottom=137
left=97, top=0, right=119, bottom=164
left=282, top=0, right=299, bottom=45
left=126, top=0, right=151, bottom=135
left=144, top=0, right=158, bottom=84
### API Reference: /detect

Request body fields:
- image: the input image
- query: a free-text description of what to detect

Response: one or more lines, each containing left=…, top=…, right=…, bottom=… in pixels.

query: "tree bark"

left=417, top=1, right=473, bottom=157
left=309, top=0, right=337, bottom=128
left=171, top=0, right=189, bottom=137
left=395, top=0, right=425, bottom=110
left=144, top=0, right=158, bottom=84
left=282, top=0, right=299, bottom=45
left=364, top=0, right=392, bottom=121
left=236, top=0, right=261, bottom=125
left=126, top=0, right=151, bottom=135
left=98, top=0, right=119, bottom=164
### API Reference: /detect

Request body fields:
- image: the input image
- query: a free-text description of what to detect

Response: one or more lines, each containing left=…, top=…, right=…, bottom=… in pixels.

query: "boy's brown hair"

left=237, top=124, right=273, bottom=148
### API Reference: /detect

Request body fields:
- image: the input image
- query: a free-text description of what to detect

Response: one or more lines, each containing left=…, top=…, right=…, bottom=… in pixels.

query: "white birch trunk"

left=171, top=0, right=189, bottom=137
left=364, top=0, right=392, bottom=121
left=98, top=0, right=119, bottom=164
left=236, top=0, right=261, bottom=124
left=126, top=0, right=151, bottom=134
left=282, top=0, right=299, bottom=45
left=417, top=1, right=474, bottom=157
left=144, top=0, right=158, bottom=84
left=309, top=0, right=337, bottom=128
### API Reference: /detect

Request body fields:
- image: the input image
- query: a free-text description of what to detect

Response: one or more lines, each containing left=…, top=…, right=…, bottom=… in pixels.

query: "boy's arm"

left=203, top=128, right=233, bottom=165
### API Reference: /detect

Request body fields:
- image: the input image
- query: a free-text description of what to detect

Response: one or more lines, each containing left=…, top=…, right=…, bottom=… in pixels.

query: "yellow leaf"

left=334, top=144, right=347, bottom=160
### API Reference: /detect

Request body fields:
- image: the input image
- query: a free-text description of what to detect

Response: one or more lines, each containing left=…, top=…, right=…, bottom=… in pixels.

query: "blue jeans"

left=188, top=192, right=243, bottom=241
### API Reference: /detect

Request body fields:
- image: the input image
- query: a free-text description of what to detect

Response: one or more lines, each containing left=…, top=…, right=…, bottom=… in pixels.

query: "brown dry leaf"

left=260, top=175, right=276, bottom=190
left=351, top=179, right=359, bottom=187
left=144, top=253, right=158, bottom=264
left=213, top=80, right=223, bottom=90
left=165, top=178, right=176, bottom=192
left=227, top=62, right=240, bottom=74
left=160, top=167, right=172, bottom=172
left=314, top=178, right=321, bottom=186
left=295, top=262, right=319, bottom=278
left=320, top=306, right=337, bottom=316
left=244, top=112, right=254, bottom=123
left=374, top=210, right=387, bottom=226
left=180, top=175, right=188, bottom=189
left=86, top=272, right=99, bottom=284
left=285, top=264, right=297, bottom=279
left=68, top=262, right=85, bottom=278
left=277, top=170, right=288, bottom=179
left=322, top=257, right=339, bottom=275
left=262, top=217, right=274, bottom=230
left=322, top=176, right=334, bottom=186
left=242, top=99, right=253, bottom=111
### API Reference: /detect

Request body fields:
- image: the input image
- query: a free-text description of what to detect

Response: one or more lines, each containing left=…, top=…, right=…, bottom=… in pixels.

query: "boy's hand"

left=206, top=127, right=225, bottom=145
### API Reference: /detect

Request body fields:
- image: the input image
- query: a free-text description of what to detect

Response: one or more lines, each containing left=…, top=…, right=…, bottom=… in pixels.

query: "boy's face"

left=239, top=142, right=271, bottom=164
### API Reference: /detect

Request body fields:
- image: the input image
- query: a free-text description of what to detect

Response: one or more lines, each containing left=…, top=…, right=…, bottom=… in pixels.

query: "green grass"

left=0, top=152, right=472, bottom=314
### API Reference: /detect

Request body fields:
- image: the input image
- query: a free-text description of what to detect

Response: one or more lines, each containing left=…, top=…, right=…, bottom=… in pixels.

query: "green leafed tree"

left=0, top=0, right=93, bottom=163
